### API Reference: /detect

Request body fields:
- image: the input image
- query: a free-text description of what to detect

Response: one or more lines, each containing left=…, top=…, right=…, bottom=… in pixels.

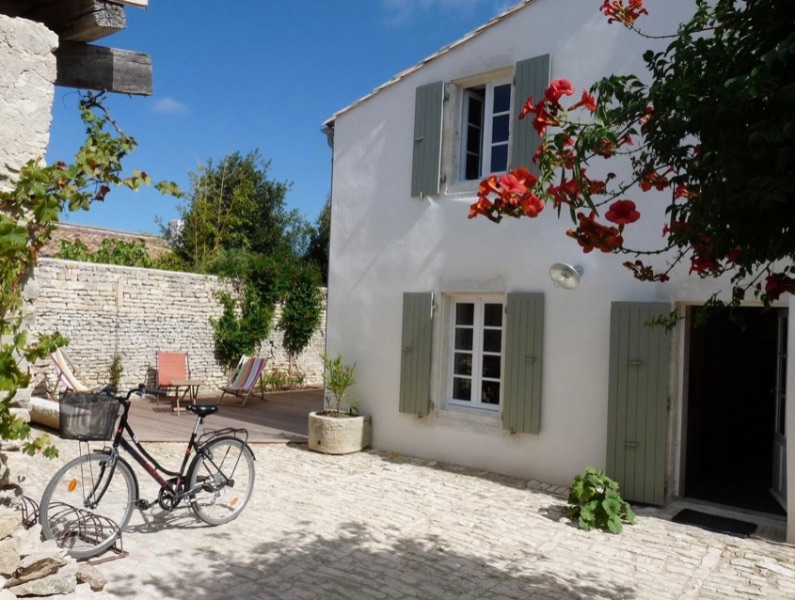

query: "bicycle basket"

left=59, top=393, right=120, bottom=441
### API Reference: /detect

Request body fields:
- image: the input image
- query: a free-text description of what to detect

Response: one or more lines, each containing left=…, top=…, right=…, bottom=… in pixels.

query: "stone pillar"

left=0, top=15, right=59, bottom=406
left=0, top=14, right=58, bottom=182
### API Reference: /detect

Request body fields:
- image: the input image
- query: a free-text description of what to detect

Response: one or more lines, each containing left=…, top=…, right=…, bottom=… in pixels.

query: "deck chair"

left=155, top=351, right=189, bottom=406
left=50, top=348, right=93, bottom=395
left=217, top=356, right=267, bottom=407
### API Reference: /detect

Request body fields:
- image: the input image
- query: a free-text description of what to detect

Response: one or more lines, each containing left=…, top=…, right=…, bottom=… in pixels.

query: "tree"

left=0, top=92, right=178, bottom=454
left=172, top=153, right=328, bottom=367
left=172, top=150, right=309, bottom=269
left=304, top=195, right=330, bottom=284
left=469, top=0, right=795, bottom=308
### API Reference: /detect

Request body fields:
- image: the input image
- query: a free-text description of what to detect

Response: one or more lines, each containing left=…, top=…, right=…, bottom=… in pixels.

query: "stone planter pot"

left=308, top=411, right=372, bottom=454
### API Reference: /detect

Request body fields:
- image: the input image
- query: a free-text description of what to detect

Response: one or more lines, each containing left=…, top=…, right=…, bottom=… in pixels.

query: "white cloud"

left=152, top=97, right=190, bottom=116
left=381, top=0, right=498, bottom=27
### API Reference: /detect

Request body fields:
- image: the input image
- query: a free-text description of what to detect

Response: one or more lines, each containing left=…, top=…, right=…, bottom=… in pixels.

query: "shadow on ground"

left=105, top=520, right=636, bottom=600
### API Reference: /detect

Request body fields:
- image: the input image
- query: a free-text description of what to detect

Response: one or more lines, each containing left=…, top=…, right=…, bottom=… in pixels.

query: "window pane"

left=467, top=95, right=484, bottom=126
left=493, top=84, right=511, bottom=113
left=490, top=144, right=508, bottom=173
left=453, top=377, right=472, bottom=401
left=454, top=352, right=472, bottom=376
left=491, top=114, right=509, bottom=144
left=456, top=303, right=474, bottom=325
left=465, top=155, right=480, bottom=180
left=483, top=329, right=502, bottom=353
left=466, top=125, right=482, bottom=153
left=484, top=303, right=503, bottom=326
left=482, top=354, right=501, bottom=379
left=481, top=380, right=500, bottom=405
left=455, top=328, right=473, bottom=351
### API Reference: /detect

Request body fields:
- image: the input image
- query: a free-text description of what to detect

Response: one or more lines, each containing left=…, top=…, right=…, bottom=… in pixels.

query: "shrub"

left=565, top=467, right=636, bottom=534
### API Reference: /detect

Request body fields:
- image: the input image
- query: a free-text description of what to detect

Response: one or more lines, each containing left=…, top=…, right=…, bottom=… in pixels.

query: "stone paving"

left=10, top=438, right=795, bottom=600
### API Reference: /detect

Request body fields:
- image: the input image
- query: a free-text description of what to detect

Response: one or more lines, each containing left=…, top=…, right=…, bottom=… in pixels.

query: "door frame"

left=671, top=301, right=794, bottom=542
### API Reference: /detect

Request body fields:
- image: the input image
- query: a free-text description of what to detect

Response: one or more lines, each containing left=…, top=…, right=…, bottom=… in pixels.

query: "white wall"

left=327, top=0, right=786, bottom=506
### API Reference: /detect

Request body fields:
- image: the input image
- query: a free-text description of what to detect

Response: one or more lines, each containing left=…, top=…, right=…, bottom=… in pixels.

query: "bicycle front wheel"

left=39, top=452, right=137, bottom=560
left=188, top=437, right=255, bottom=525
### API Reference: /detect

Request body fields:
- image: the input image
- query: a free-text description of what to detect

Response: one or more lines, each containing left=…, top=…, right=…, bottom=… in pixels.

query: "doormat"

left=671, top=508, right=757, bottom=538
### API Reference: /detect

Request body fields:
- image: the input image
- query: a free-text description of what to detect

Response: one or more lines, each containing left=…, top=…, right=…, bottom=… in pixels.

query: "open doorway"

left=684, top=306, right=786, bottom=516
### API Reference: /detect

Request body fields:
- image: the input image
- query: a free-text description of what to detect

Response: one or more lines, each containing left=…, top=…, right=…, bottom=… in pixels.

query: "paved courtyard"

left=12, top=437, right=795, bottom=600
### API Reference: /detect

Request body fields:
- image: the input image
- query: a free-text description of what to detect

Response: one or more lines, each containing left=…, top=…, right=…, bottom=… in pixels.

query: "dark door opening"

left=685, top=306, right=786, bottom=515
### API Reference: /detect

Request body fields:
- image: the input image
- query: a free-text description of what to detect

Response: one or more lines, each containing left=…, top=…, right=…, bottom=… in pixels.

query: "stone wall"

left=26, top=259, right=326, bottom=394
left=0, top=14, right=57, bottom=183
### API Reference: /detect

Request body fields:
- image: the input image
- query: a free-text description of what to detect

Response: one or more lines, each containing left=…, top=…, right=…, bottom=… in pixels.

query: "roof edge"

left=323, top=0, right=538, bottom=128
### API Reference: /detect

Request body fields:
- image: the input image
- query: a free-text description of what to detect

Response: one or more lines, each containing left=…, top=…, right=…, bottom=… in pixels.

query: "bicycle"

left=38, top=385, right=256, bottom=560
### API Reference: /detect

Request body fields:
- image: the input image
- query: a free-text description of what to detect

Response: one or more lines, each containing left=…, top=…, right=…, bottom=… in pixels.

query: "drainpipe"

left=320, top=122, right=335, bottom=376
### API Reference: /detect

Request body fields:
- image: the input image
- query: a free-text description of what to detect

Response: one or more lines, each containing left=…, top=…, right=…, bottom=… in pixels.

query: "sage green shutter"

left=511, top=54, right=550, bottom=174
left=502, top=292, right=544, bottom=434
left=606, top=302, right=671, bottom=505
left=399, top=292, right=433, bottom=417
left=411, top=82, right=444, bottom=197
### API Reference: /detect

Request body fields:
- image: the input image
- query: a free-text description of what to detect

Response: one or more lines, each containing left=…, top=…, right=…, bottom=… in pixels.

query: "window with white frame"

left=448, top=295, right=504, bottom=410
left=410, top=54, right=549, bottom=198
left=459, top=80, right=512, bottom=181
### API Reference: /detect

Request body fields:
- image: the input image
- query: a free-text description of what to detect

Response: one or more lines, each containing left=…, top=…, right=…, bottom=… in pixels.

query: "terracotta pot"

left=308, top=411, right=372, bottom=454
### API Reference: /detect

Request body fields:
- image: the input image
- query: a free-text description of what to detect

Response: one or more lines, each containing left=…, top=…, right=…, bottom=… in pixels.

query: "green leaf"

left=607, top=515, right=623, bottom=534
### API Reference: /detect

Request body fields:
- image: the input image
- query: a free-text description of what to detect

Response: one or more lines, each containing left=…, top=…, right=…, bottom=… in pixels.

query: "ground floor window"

left=447, top=295, right=504, bottom=411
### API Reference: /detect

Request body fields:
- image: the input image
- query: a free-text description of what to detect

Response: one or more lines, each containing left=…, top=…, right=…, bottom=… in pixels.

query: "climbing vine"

left=208, top=252, right=323, bottom=369
left=0, top=91, right=179, bottom=455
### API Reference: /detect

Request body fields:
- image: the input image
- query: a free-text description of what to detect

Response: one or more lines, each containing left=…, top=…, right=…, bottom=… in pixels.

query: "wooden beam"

left=55, top=42, right=152, bottom=96
left=1, top=0, right=126, bottom=43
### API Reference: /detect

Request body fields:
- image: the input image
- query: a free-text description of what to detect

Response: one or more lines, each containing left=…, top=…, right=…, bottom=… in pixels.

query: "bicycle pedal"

left=136, top=499, right=152, bottom=510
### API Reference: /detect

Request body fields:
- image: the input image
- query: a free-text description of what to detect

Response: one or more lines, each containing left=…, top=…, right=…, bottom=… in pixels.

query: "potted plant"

left=308, top=353, right=372, bottom=454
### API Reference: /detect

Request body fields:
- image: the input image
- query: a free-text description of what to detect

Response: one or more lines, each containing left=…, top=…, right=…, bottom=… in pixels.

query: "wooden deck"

left=125, top=388, right=324, bottom=443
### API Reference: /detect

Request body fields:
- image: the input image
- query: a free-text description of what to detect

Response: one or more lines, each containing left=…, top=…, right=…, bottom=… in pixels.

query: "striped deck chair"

left=217, top=356, right=267, bottom=407
left=50, top=348, right=94, bottom=395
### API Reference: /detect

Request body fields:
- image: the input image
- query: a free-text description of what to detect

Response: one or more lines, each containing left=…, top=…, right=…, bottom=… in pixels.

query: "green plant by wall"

left=262, top=368, right=305, bottom=391
left=280, top=265, right=323, bottom=359
left=206, top=250, right=324, bottom=369
left=565, top=467, right=636, bottom=534
left=322, top=353, right=356, bottom=415
left=108, top=354, right=123, bottom=389
left=210, top=288, right=274, bottom=369
left=0, top=91, right=179, bottom=456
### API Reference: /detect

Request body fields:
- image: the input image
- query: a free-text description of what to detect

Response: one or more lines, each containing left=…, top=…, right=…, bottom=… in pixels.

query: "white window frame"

left=458, top=78, right=512, bottom=182
left=446, top=294, right=505, bottom=412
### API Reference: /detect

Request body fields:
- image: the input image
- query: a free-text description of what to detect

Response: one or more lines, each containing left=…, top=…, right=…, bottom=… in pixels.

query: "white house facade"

left=324, top=0, right=795, bottom=542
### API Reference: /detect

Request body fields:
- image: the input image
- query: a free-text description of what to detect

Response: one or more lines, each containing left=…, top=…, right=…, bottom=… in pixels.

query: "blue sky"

left=47, top=0, right=514, bottom=235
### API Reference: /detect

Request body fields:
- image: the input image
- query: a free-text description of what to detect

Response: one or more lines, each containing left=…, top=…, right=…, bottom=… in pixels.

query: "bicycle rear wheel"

left=39, top=452, right=137, bottom=560
left=188, top=437, right=255, bottom=525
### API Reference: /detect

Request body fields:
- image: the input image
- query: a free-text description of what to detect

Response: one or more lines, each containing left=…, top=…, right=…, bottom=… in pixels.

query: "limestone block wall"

left=27, top=259, right=325, bottom=394
left=0, top=14, right=58, bottom=183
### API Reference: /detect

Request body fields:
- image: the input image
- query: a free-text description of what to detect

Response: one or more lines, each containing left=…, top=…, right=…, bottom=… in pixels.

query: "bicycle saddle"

left=186, top=404, right=219, bottom=418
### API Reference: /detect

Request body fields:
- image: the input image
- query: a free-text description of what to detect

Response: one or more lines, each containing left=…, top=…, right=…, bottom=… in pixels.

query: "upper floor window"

left=460, top=80, right=512, bottom=181
left=410, top=54, right=550, bottom=198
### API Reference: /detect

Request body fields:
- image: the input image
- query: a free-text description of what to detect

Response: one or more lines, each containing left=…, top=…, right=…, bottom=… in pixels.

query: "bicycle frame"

left=94, top=389, right=218, bottom=505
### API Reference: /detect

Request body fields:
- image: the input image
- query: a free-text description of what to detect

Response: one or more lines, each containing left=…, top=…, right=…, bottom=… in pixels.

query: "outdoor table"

left=170, top=379, right=203, bottom=415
